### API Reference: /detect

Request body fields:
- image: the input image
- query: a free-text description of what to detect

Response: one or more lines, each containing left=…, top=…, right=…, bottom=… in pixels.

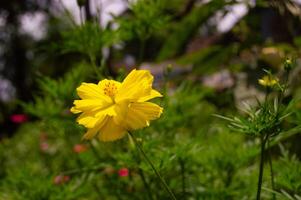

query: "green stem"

left=88, top=141, right=102, bottom=162
left=89, top=54, right=102, bottom=79
left=279, top=70, right=289, bottom=104
left=267, top=140, right=276, bottom=200
left=256, top=135, right=268, bottom=200
left=61, top=164, right=106, bottom=175
left=132, top=140, right=154, bottom=200
left=135, top=142, right=153, bottom=200
left=129, top=132, right=177, bottom=200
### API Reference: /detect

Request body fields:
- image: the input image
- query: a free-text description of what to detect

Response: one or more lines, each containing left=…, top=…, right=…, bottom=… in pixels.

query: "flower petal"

left=73, top=99, right=112, bottom=112
left=138, top=89, right=163, bottom=102
left=77, top=83, right=111, bottom=101
left=82, top=115, right=108, bottom=140
left=113, top=101, right=130, bottom=126
left=115, top=69, right=153, bottom=102
left=95, top=105, right=117, bottom=117
left=125, top=102, right=163, bottom=130
left=70, top=106, right=82, bottom=114
left=77, top=111, right=100, bottom=128
left=98, top=117, right=127, bottom=141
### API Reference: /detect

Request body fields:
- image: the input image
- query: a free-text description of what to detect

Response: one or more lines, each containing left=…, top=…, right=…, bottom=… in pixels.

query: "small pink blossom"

left=73, top=144, right=88, bottom=153
left=53, top=175, right=70, bottom=185
left=40, top=142, right=49, bottom=152
left=10, top=114, right=28, bottom=124
left=118, top=168, right=129, bottom=177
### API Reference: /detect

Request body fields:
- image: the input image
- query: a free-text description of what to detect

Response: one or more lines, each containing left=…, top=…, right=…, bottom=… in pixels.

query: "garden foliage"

left=1, top=0, right=301, bottom=199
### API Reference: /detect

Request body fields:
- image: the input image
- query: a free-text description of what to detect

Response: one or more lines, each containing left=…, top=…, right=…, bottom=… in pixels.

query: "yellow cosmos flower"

left=258, top=75, right=278, bottom=87
left=71, top=69, right=163, bottom=142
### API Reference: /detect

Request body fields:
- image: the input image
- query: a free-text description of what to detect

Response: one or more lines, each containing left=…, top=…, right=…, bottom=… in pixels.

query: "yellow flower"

left=71, top=69, right=163, bottom=142
left=258, top=75, right=278, bottom=87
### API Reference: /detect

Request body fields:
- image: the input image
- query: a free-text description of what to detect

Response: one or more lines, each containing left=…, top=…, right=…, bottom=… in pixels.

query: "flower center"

left=103, top=81, right=118, bottom=97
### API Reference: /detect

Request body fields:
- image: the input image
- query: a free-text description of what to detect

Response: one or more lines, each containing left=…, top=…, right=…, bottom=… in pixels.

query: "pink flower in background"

left=53, top=175, right=70, bottom=185
left=40, top=142, right=49, bottom=152
left=10, top=114, right=28, bottom=124
left=39, top=133, right=49, bottom=152
left=118, top=168, right=129, bottom=177
left=73, top=144, right=88, bottom=153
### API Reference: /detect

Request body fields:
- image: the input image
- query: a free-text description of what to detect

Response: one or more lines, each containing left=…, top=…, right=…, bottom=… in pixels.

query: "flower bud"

left=163, top=64, right=173, bottom=77
left=284, top=58, right=293, bottom=71
left=258, top=75, right=278, bottom=87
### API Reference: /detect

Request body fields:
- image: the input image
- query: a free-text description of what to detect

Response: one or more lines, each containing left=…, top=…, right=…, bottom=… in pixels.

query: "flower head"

left=118, top=168, right=129, bottom=177
left=258, top=75, right=278, bottom=87
left=71, top=69, right=163, bottom=142
left=10, top=114, right=28, bottom=124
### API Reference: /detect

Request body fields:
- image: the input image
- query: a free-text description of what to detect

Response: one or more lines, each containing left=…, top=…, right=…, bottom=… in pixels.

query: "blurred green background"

left=0, top=0, right=301, bottom=199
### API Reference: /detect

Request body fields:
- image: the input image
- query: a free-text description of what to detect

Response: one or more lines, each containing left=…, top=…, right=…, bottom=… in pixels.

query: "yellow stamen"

left=103, top=81, right=118, bottom=97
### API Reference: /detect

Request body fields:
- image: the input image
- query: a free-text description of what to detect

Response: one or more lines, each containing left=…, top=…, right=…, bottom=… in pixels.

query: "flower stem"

left=129, top=132, right=177, bottom=200
left=89, top=54, right=102, bottom=79
left=131, top=140, right=154, bottom=200
left=267, top=140, right=276, bottom=200
left=61, top=164, right=106, bottom=175
left=88, top=141, right=102, bottom=162
left=256, top=135, right=268, bottom=200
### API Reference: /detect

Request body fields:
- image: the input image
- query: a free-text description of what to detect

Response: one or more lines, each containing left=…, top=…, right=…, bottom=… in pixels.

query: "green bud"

left=284, top=58, right=293, bottom=71
left=163, top=64, right=173, bottom=77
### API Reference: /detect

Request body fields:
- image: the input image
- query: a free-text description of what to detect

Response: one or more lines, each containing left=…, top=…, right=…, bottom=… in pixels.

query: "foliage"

left=1, top=0, right=301, bottom=199
left=116, top=0, right=170, bottom=42
left=157, top=1, right=233, bottom=60
left=21, top=63, right=91, bottom=119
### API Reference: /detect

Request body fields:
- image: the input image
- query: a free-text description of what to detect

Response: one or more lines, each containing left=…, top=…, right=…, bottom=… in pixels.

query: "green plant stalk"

left=88, top=141, right=102, bottom=162
left=89, top=54, right=102, bottom=79
left=132, top=140, right=154, bottom=200
left=267, top=140, right=276, bottom=200
left=129, top=132, right=177, bottom=200
left=133, top=139, right=153, bottom=200
left=61, top=164, right=106, bottom=175
left=256, top=135, right=268, bottom=200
